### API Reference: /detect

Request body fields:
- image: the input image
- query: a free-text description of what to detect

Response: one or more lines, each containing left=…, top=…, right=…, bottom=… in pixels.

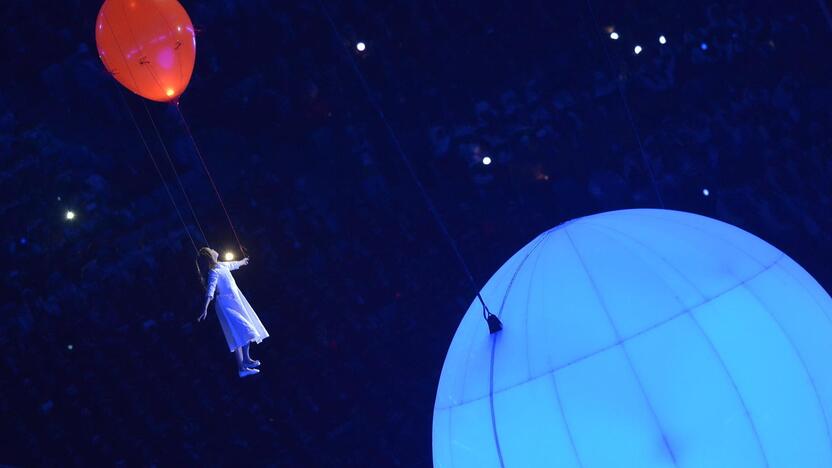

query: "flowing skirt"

left=215, top=290, right=269, bottom=352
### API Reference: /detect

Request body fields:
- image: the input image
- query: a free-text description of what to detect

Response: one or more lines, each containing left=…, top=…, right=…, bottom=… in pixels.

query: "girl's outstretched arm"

left=221, top=257, right=250, bottom=271
left=198, top=269, right=219, bottom=321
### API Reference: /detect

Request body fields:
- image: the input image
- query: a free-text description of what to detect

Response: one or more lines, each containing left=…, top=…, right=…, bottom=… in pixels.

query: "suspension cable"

left=174, top=102, right=245, bottom=254
left=584, top=0, right=666, bottom=208
left=113, top=85, right=199, bottom=254
left=102, top=8, right=201, bottom=253
left=318, top=1, right=499, bottom=327
left=141, top=100, right=211, bottom=248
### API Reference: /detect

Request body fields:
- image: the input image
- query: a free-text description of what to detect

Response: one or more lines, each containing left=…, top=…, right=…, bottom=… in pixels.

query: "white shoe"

left=238, top=368, right=260, bottom=378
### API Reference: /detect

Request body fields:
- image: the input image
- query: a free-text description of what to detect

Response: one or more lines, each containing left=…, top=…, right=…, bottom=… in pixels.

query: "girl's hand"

left=197, top=309, right=207, bottom=322
left=241, top=257, right=250, bottom=266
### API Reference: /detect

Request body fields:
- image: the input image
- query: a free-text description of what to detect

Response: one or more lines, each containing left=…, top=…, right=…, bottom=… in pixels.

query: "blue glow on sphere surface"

left=433, top=209, right=832, bottom=467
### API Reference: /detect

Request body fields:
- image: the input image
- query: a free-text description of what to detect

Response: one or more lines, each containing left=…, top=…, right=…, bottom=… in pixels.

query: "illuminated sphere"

left=433, top=209, right=832, bottom=467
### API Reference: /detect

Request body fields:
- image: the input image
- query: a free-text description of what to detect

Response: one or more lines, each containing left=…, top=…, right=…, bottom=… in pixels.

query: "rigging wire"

left=101, top=8, right=205, bottom=253
left=317, top=1, right=500, bottom=331
left=174, top=102, right=246, bottom=255
left=584, top=0, right=666, bottom=208
left=141, top=100, right=211, bottom=248
left=113, top=84, right=200, bottom=254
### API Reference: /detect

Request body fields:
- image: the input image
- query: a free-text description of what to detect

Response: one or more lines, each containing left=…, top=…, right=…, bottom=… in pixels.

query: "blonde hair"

left=195, top=247, right=218, bottom=290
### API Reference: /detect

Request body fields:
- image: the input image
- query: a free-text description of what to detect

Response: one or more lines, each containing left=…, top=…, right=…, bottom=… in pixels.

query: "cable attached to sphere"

left=318, top=0, right=502, bottom=333
left=584, top=0, right=666, bottom=208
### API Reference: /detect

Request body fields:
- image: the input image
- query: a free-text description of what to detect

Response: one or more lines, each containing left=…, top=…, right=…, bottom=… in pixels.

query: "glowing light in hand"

left=224, top=251, right=235, bottom=261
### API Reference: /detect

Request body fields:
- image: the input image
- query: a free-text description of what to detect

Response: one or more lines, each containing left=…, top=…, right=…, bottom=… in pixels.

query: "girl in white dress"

left=197, top=247, right=269, bottom=378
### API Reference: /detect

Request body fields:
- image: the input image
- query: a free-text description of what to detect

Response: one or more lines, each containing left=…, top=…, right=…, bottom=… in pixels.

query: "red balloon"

left=95, top=0, right=196, bottom=103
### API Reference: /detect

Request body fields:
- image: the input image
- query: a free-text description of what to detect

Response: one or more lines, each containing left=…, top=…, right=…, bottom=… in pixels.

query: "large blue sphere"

left=433, top=209, right=832, bottom=467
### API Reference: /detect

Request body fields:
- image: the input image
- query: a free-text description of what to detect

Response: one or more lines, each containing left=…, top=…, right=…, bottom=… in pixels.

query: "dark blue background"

left=2, top=0, right=831, bottom=465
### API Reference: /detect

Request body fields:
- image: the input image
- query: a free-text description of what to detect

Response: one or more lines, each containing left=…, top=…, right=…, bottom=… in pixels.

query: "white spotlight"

left=482, top=156, right=492, bottom=166
left=659, top=35, right=667, bottom=45
left=65, top=210, right=76, bottom=220
left=702, top=188, right=710, bottom=197
left=356, top=42, right=366, bottom=52
left=634, top=45, right=643, bottom=55
left=610, top=32, right=620, bottom=40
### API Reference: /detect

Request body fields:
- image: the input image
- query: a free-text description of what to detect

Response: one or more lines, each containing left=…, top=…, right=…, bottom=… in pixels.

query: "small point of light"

left=177, top=25, right=182, bottom=32
left=702, top=188, right=710, bottom=197
left=165, top=88, right=175, bottom=97
left=610, top=32, right=620, bottom=40
left=224, top=251, right=235, bottom=261
left=634, top=45, right=643, bottom=55
left=482, top=156, right=492, bottom=166
left=67, top=344, right=74, bottom=350
left=65, top=210, right=76, bottom=220
left=20, top=237, right=27, bottom=245
left=659, top=35, right=667, bottom=45
left=700, top=42, right=708, bottom=51
left=356, top=42, right=366, bottom=52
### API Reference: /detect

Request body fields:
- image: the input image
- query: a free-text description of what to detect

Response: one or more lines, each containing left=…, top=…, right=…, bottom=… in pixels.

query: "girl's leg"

left=242, top=343, right=261, bottom=368
left=236, top=347, right=259, bottom=377
left=234, top=347, right=245, bottom=370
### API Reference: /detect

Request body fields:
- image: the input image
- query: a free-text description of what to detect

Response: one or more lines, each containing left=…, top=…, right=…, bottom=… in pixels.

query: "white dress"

left=205, top=261, right=269, bottom=352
